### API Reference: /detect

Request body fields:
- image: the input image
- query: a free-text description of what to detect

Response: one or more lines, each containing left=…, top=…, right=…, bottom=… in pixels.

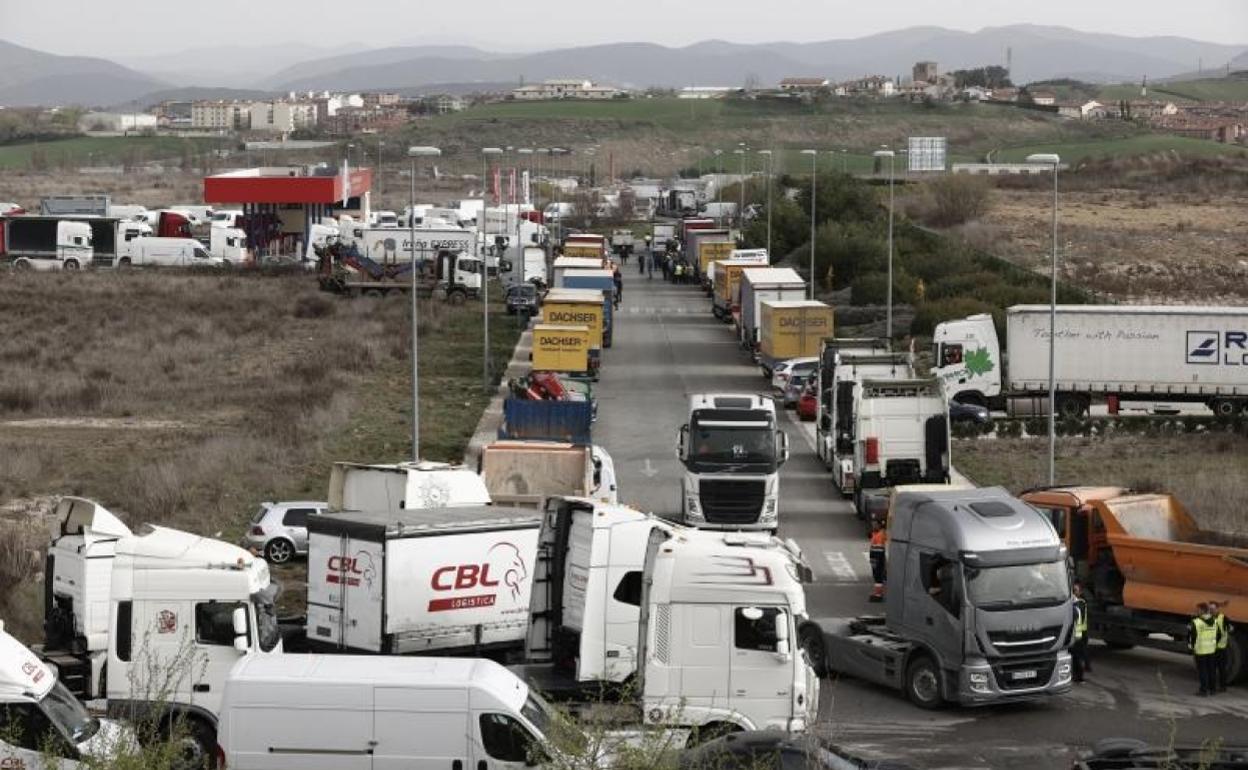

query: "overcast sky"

left=3, top=0, right=1246, bottom=57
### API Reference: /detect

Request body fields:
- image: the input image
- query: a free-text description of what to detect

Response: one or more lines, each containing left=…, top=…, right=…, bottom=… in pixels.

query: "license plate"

left=1011, top=669, right=1037, bottom=681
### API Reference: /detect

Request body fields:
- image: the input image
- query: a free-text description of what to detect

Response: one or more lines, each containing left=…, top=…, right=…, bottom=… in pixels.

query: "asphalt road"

left=592, top=266, right=1248, bottom=769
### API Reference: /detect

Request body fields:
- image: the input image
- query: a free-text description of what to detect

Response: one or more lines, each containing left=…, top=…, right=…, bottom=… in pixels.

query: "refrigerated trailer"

left=934, top=306, right=1248, bottom=417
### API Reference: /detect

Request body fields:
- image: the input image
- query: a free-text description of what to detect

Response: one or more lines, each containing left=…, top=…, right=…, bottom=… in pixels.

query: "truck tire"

left=117, top=257, right=132, bottom=268
left=63, top=259, right=81, bottom=271
left=1211, top=398, right=1240, bottom=418
left=446, top=290, right=466, bottom=306
left=1227, top=631, right=1246, bottom=684
left=168, top=716, right=215, bottom=770
left=14, top=259, right=32, bottom=271
left=905, top=655, right=944, bottom=710
left=1088, top=738, right=1148, bottom=759
left=799, top=624, right=829, bottom=678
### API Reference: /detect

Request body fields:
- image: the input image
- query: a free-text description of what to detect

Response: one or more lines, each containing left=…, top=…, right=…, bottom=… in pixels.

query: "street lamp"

left=406, top=146, right=441, bottom=462
left=800, top=149, right=817, bottom=299
left=840, top=148, right=848, bottom=173
left=873, top=148, right=896, bottom=340
left=516, top=148, right=533, bottom=256
left=482, top=147, right=504, bottom=388
left=1027, top=152, right=1062, bottom=486
left=757, top=149, right=773, bottom=258
left=377, top=140, right=385, bottom=202
left=713, top=149, right=723, bottom=226
left=735, top=144, right=747, bottom=230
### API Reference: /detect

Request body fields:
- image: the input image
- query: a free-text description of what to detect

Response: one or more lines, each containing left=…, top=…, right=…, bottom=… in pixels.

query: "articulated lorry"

left=850, top=377, right=951, bottom=518
left=677, top=393, right=789, bottom=532
left=801, top=487, right=1074, bottom=708
left=818, top=350, right=914, bottom=493
left=317, top=240, right=482, bottom=301
left=934, top=306, right=1248, bottom=417
left=40, top=497, right=282, bottom=764
left=1021, top=487, right=1248, bottom=684
left=0, top=216, right=94, bottom=270
left=710, top=255, right=769, bottom=321
left=756, top=301, right=835, bottom=378
left=542, top=288, right=607, bottom=373
left=738, top=268, right=806, bottom=354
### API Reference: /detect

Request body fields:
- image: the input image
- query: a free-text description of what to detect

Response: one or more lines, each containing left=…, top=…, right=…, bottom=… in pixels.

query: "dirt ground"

left=957, top=187, right=1248, bottom=304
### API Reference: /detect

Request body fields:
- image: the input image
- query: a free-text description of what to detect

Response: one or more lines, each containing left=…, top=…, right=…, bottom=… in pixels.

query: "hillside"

left=0, top=39, right=165, bottom=106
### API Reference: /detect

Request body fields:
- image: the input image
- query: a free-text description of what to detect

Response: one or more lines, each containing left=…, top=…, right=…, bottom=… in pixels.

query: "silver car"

left=242, top=501, right=328, bottom=564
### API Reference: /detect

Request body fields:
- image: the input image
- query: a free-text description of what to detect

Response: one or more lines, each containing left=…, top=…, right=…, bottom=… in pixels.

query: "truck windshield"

left=39, top=680, right=99, bottom=744
left=688, top=421, right=777, bottom=471
left=252, top=584, right=281, bottom=652
left=964, top=561, right=1069, bottom=610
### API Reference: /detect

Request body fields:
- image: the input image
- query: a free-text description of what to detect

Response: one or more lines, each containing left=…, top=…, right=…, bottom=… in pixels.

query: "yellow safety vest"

left=1214, top=613, right=1229, bottom=651
left=1192, top=617, right=1217, bottom=656
left=1074, top=599, right=1088, bottom=640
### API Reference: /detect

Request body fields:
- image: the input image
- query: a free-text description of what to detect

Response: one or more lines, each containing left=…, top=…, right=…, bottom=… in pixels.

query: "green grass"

left=995, top=133, right=1245, bottom=164
left=0, top=135, right=230, bottom=170
left=1095, top=77, right=1248, bottom=104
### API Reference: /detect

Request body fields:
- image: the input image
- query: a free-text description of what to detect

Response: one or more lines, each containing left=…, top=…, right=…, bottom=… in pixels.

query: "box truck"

left=563, top=234, right=608, bottom=261
left=498, top=398, right=594, bottom=445
left=560, top=268, right=616, bottom=347
left=0, top=216, right=93, bottom=271
left=738, top=268, right=806, bottom=353
left=710, top=256, right=768, bottom=320
left=304, top=506, right=542, bottom=655
left=552, top=256, right=604, bottom=286
left=542, top=288, right=606, bottom=370
left=757, top=301, right=835, bottom=377
left=39, top=497, right=283, bottom=763
left=801, top=487, right=1074, bottom=708
left=479, top=440, right=617, bottom=508
left=1020, top=487, right=1248, bottom=684
left=850, top=377, right=951, bottom=518
left=531, top=323, right=594, bottom=378
left=501, top=244, right=548, bottom=289
left=326, top=460, right=491, bottom=512
left=676, top=393, right=789, bottom=532
left=933, top=306, right=1248, bottom=417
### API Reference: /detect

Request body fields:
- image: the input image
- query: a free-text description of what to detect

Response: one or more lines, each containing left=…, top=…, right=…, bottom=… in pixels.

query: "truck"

left=800, top=486, right=1074, bottom=708
left=498, top=397, right=594, bottom=445
left=303, top=506, right=542, bottom=656
left=40, top=497, right=283, bottom=762
left=610, top=228, right=635, bottom=258
left=560, top=268, right=616, bottom=348
left=552, top=256, right=604, bottom=286
left=738, top=268, right=807, bottom=354
left=542, top=288, right=606, bottom=371
left=0, top=216, right=93, bottom=270
left=0, top=621, right=134, bottom=767
left=317, top=240, right=482, bottom=302
left=933, top=306, right=1248, bottom=417
left=39, top=194, right=110, bottom=217
left=501, top=244, right=548, bottom=289
left=71, top=216, right=152, bottom=267
left=814, top=338, right=892, bottom=470
left=563, top=233, right=609, bottom=261
left=819, top=350, right=915, bottom=493
left=850, top=377, right=951, bottom=519
left=326, top=460, right=492, bottom=512
left=756, top=301, right=835, bottom=377
left=688, top=229, right=734, bottom=284
left=531, top=323, right=595, bottom=379
left=1019, top=487, right=1248, bottom=684
left=479, top=440, right=618, bottom=508
left=710, top=256, right=769, bottom=320
left=676, top=393, right=789, bottom=532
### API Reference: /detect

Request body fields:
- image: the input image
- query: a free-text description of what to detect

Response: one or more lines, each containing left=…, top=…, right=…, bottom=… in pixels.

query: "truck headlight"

left=968, top=671, right=991, bottom=693
left=761, top=499, right=777, bottom=522
left=685, top=497, right=703, bottom=519
left=1057, top=661, right=1072, bottom=682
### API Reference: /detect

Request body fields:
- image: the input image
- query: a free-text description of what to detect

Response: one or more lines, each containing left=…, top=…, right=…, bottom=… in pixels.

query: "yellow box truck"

left=758, top=300, right=834, bottom=371
left=712, top=260, right=768, bottom=321
left=542, top=289, right=605, bottom=351
left=532, top=323, right=591, bottom=375
left=697, top=239, right=735, bottom=284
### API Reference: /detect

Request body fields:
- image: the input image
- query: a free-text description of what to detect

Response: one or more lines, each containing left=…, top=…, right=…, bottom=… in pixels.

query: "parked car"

left=770, top=356, right=818, bottom=391
left=505, top=283, right=539, bottom=316
left=950, top=399, right=992, bottom=425
left=797, top=379, right=817, bottom=421
left=681, top=730, right=918, bottom=770
left=241, top=501, right=328, bottom=564
left=782, top=372, right=810, bottom=409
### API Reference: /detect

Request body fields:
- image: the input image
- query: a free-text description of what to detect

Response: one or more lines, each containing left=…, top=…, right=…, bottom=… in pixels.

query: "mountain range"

left=1, top=24, right=1244, bottom=108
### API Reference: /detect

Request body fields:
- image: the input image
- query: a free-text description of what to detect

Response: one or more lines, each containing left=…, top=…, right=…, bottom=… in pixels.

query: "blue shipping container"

left=498, top=398, right=593, bottom=444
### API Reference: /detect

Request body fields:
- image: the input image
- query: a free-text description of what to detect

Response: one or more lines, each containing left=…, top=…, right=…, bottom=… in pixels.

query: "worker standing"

left=1189, top=602, right=1219, bottom=696
left=612, top=266, right=623, bottom=309
left=868, top=519, right=887, bottom=603
left=641, top=236, right=651, bottom=275
left=1071, top=581, right=1091, bottom=683
left=1211, top=600, right=1233, bottom=693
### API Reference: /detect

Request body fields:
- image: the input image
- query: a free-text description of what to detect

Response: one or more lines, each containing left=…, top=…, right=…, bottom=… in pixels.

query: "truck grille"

left=699, top=480, right=765, bottom=524
left=991, top=657, right=1056, bottom=691
left=987, top=626, right=1063, bottom=651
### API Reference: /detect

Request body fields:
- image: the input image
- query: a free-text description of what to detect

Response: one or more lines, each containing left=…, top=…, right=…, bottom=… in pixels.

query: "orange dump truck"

left=1022, top=487, right=1248, bottom=683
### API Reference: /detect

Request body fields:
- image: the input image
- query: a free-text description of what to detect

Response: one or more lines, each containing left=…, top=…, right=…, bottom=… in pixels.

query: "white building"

left=191, top=101, right=252, bottom=130
left=79, top=112, right=158, bottom=133
left=512, top=79, right=621, bottom=100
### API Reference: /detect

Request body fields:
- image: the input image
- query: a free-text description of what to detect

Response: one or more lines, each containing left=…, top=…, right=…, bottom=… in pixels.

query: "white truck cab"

left=932, top=313, right=1002, bottom=407
left=677, top=394, right=788, bottom=532
left=851, top=378, right=952, bottom=517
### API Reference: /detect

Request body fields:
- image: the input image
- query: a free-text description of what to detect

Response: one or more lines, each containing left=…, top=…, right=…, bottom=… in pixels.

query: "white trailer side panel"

left=1007, top=306, right=1248, bottom=395
left=306, top=533, right=386, bottom=652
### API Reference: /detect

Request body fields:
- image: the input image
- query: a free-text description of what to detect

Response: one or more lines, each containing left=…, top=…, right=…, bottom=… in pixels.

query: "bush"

left=851, top=270, right=920, bottom=305
left=923, top=175, right=992, bottom=228
left=910, top=297, right=999, bottom=337
left=293, top=294, right=336, bottom=319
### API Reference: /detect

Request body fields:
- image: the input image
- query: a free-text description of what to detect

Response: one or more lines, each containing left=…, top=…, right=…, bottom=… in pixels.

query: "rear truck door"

left=306, top=529, right=385, bottom=652
left=525, top=499, right=565, bottom=662
left=729, top=606, right=792, bottom=728
left=561, top=508, right=595, bottom=634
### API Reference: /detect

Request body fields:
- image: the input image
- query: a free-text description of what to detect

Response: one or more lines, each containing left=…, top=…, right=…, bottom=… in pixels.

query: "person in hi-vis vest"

left=1189, top=602, right=1219, bottom=697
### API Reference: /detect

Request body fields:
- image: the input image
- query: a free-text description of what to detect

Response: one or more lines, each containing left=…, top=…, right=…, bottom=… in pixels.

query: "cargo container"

left=563, top=233, right=608, bottom=261
left=934, top=306, right=1248, bottom=417
left=552, top=256, right=604, bottom=286
left=479, top=441, right=617, bottom=508
left=560, top=268, right=615, bottom=347
left=1021, top=487, right=1248, bottom=684
left=758, top=300, right=834, bottom=372
left=304, top=506, right=542, bottom=655
left=531, top=323, right=593, bottom=376
left=739, top=267, right=806, bottom=353
left=543, top=289, right=605, bottom=351
left=686, top=228, right=733, bottom=280
left=711, top=259, right=768, bottom=320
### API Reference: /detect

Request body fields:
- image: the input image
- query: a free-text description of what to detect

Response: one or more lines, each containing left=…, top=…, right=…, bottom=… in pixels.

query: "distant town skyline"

left=2, top=0, right=1246, bottom=59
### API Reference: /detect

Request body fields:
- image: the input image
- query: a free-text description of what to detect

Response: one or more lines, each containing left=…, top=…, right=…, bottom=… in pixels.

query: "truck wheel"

left=446, top=291, right=466, bottom=306
left=63, top=259, right=81, bottom=271
left=1211, top=398, right=1240, bottom=418
left=169, top=716, right=215, bottom=770
left=905, top=655, right=944, bottom=710
left=800, top=624, right=829, bottom=678
left=1227, top=632, right=1246, bottom=684
left=14, top=259, right=32, bottom=271
left=117, top=257, right=132, bottom=268
left=1057, top=395, right=1086, bottom=419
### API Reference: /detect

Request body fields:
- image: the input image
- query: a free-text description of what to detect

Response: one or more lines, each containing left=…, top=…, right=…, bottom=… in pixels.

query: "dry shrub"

left=923, top=175, right=992, bottom=227
left=293, top=295, right=336, bottom=319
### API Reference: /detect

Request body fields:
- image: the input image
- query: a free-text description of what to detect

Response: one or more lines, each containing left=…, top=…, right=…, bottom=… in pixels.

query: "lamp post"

left=517, top=148, right=533, bottom=257
left=873, top=148, right=896, bottom=340
left=800, top=149, right=817, bottom=299
left=840, top=148, right=848, bottom=173
left=713, top=149, right=723, bottom=226
left=735, top=144, right=747, bottom=230
left=1027, top=152, right=1062, bottom=486
left=406, top=146, right=441, bottom=462
left=377, top=140, right=384, bottom=203
left=481, top=147, right=504, bottom=388
left=758, top=149, right=773, bottom=257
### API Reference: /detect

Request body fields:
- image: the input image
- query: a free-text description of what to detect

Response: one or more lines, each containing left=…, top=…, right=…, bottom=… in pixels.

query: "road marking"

left=786, top=409, right=819, bottom=453
left=823, top=551, right=858, bottom=581
left=640, top=458, right=659, bottom=478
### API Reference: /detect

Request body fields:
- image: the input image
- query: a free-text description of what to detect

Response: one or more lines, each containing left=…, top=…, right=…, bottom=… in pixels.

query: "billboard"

left=907, top=136, right=948, bottom=172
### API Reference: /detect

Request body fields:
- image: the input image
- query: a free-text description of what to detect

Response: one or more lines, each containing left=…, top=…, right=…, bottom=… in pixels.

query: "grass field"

left=0, top=270, right=522, bottom=639
left=1095, top=77, right=1248, bottom=104
left=995, top=133, right=1245, bottom=164
left=955, top=433, right=1248, bottom=534
left=0, top=134, right=231, bottom=170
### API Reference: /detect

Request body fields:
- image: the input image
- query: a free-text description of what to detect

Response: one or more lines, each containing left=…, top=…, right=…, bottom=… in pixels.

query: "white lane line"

left=823, top=551, right=858, bottom=582
left=786, top=409, right=819, bottom=453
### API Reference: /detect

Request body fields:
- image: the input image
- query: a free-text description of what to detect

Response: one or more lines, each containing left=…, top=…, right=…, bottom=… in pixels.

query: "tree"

left=950, top=66, right=1013, bottom=90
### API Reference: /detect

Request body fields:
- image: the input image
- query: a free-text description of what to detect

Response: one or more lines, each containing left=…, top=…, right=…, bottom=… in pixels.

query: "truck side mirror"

left=231, top=606, right=249, bottom=652
left=774, top=611, right=791, bottom=660
left=777, top=431, right=790, bottom=465
left=676, top=425, right=688, bottom=461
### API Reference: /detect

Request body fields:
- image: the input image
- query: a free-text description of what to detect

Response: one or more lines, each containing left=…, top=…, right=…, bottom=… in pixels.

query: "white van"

left=131, top=236, right=225, bottom=268
left=218, top=655, right=570, bottom=770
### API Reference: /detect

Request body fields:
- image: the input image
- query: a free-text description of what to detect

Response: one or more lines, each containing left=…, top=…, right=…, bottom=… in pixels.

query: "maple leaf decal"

left=964, top=347, right=994, bottom=377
